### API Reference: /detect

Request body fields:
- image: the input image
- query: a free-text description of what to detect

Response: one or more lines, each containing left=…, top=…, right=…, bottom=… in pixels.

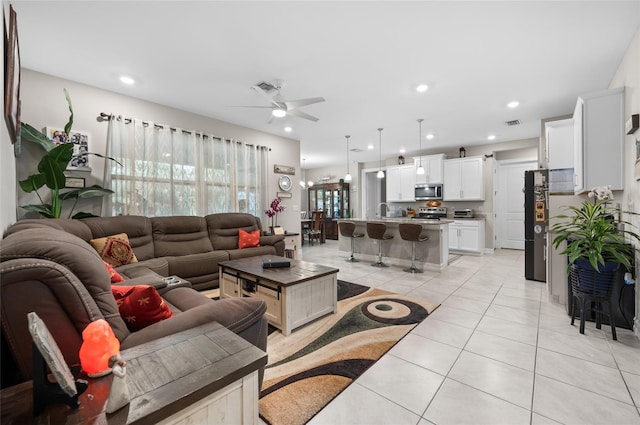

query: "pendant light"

left=300, top=158, right=308, bottom=188
left=344, top=135, right=352, bottom=182
left=376, top=128, right=385, bottom=179
left=416, top=119, right=425, bottom=175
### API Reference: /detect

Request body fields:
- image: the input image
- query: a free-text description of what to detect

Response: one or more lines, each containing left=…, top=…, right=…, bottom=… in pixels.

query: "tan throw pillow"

left=90, top=233, right=138, bottom=267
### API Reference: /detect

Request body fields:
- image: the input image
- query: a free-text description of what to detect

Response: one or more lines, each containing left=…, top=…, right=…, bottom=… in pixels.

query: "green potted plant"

left=19, top=89, right=119, bottom=219
left=551, top=185, right=639, bottom=272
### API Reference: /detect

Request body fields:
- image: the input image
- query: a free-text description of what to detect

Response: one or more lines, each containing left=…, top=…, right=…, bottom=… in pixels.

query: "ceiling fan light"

left=272, top=108, right=286, bottom=118
left=376, top=170, right=385, bottom=179
left=417, top=165, right=425, bottom=175
left=345, top=173, right=352, bottom=181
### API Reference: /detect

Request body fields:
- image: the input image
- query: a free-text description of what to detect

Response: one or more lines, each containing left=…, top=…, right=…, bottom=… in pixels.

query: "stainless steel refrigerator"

left=524, top=169, right=548, bottom=282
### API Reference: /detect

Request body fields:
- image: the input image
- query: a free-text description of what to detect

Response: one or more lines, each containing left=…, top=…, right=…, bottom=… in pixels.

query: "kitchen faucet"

left=376, top=202, right=389, bottom=218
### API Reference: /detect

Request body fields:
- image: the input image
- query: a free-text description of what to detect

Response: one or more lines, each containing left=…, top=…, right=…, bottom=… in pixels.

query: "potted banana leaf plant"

left=19, top=89, right=120, bottom=219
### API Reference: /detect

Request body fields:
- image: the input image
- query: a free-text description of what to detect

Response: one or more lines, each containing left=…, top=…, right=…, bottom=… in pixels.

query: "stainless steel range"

left=415, top=207, right=447, bottom=220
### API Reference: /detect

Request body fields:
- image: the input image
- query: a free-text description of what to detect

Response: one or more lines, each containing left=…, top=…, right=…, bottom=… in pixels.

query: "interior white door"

left=496, top=160, right=537, bottom=250
left=363, top=170, right=384, bottom=218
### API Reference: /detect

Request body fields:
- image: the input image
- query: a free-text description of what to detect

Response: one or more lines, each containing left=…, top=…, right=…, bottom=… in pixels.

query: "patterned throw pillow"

left=103, top=260, right=125, bottom=283
left=238, top=229, right=261, bottom=249
left=90, top=233, right=138, bottom=267
left=111, top=285, right=173, bottom=332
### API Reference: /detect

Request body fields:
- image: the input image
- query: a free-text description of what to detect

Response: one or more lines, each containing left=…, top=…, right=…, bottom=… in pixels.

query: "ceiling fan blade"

left=287, top=109, right=319, bottom=122
left=283, top=97, right=325, bottom=110
left=251, top=85, right=279, bottom=108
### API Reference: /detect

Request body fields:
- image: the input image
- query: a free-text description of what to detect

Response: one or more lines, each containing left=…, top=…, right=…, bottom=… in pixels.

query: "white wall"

left=609, top=26, right=640, bottom=335
left=16, top=69, right=302, bottom=232
left=1, top=1, right=17, bottom=233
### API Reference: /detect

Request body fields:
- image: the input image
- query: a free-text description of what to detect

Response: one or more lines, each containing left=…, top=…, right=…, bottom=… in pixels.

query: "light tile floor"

left=290, top=240, right=640, bottom=425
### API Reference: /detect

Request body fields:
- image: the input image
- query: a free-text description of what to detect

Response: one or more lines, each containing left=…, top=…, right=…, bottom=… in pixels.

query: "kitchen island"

left=336, top=218, right=452, bottom=270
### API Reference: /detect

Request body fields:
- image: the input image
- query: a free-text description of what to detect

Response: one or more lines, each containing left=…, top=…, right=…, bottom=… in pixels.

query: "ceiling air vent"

left=350, top=148, right=363, bottom=153
left=255, top=81, right=277, bottom=93
left=505, top=119, right=521, bottom=126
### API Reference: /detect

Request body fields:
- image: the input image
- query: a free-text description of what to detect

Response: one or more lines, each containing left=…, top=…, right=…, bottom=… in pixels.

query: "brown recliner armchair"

left=0, top=227, right=268, bottom=387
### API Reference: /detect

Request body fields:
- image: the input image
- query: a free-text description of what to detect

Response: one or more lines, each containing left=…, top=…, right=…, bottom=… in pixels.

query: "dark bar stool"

left=366, top=222, right=394, bottom=267
left=339, top=221, right=365, bottom=262
left=399, top=223, right=429, bottom=273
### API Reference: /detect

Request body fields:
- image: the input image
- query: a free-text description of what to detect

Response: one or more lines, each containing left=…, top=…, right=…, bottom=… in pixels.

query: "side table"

left=1, top=322, right=267, bottom=425
left=283, top=232, right=300, bottom=259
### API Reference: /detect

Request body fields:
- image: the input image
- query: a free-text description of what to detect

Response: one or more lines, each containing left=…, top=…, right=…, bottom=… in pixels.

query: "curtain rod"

left=98, top=112, right=270, bottom=150
left=99, top=112, right=222, bottom=140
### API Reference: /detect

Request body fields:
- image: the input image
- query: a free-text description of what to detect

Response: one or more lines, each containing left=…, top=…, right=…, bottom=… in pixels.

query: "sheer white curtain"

left=103, top=116, right=269, bottom=218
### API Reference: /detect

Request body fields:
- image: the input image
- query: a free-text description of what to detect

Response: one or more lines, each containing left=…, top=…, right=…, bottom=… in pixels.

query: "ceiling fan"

left=239, top=80, right=325, bottom=122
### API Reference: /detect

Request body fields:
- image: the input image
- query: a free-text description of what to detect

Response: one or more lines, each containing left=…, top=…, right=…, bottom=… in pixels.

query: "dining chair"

left=308, top=211, right=324, bottom=245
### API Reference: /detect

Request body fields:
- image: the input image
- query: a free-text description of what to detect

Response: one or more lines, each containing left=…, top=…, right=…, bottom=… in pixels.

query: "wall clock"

left=278, top=175, right=292, bottom=192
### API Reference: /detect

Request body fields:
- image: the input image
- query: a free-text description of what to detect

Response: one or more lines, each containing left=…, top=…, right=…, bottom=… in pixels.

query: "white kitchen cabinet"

left=443, top=156, right=485, bottom=201
left=448, top=219, right=485, bottom=254
left=386, top=164, right=415, bottom=202
left=413, top=154, right=445, bottom=184
left=545, top=118, right=574, bottom=170
left=573, top=87, right=624, bottom=194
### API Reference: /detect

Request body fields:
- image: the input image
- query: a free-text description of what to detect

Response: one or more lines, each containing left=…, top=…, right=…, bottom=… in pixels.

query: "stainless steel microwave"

left=415, top=184, right=443, bottom=200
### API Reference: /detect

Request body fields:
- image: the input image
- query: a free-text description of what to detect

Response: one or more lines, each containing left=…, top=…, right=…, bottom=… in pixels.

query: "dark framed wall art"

left=4, top=5, right=20, bottom=145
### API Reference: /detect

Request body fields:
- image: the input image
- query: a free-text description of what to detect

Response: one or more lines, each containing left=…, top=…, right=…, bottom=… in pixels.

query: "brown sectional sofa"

left=5, top=212, right=285, bottom=290
left=0, top=213, right=284, bottom=388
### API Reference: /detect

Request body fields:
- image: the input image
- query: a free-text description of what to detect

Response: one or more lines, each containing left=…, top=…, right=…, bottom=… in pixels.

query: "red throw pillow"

left=238, top=229, right=260, bottom=249
left=111, top=285, right=173, bottom=331
left=103, top=260, right=125, bottom=283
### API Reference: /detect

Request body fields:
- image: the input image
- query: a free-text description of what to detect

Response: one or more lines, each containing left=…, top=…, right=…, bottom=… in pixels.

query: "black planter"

left=569, top=260, right=619, bottom=339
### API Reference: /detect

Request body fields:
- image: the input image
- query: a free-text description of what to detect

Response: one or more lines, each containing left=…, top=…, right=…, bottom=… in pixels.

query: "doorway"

left=495, top=160, right=537, bottom=249
left=361, top=168, right=386, bottom=218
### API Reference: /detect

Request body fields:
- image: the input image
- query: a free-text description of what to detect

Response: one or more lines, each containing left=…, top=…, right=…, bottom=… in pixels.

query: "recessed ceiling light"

left=487, top=134, right=496, bottom=141
left=426, top=134, right=435, bottom=140
left=119, top=75, right=135, bottom=85
left=416, top=84, right=429, bottom=93
left=284, top=126, right=292, bottom=132
left=400, top=148, right=406, bottom=154
left=507, top=101, right=520, bottom=108
left=367, top=144, right=374, bottom=150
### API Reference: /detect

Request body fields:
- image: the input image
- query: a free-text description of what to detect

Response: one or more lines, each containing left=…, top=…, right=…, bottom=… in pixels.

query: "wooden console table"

left=1, top=322, right=267, bottom=425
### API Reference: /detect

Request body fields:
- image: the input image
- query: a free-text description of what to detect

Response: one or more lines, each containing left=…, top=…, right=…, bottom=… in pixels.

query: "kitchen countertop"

left=335, top=217, right=451, bottom=270
left=336, top=217, right=453, bottom=225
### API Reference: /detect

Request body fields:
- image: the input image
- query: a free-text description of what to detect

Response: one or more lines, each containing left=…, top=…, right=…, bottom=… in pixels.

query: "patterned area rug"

left=259, top=280, right=440, bottom=425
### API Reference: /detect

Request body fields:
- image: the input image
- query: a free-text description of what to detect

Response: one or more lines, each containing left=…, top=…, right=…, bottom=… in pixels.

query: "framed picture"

left=277, top=191, right=292, bottom=198
left=65, top=177, right=85, bottom=189
left=4, top=5, right=21, bottom=145
left=274, top=164, right=295, bottom=175
left=46, top=127, right=92, bottom=171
